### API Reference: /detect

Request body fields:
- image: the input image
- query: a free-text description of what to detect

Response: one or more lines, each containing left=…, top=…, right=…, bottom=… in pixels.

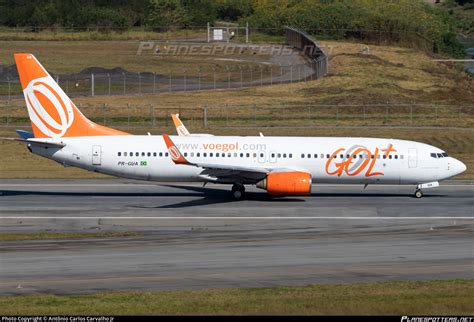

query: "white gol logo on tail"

left=169, top=146, right=181, bottom=161
left=24, top=76, right=74, bottom=139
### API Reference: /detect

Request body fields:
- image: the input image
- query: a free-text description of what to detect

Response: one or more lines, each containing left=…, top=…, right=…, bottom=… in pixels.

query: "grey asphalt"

left=0, top=179, right=473, bottom=295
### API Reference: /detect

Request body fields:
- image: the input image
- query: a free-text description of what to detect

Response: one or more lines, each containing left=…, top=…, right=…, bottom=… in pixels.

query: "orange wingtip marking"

left=162, top=133, right=190, bottom=165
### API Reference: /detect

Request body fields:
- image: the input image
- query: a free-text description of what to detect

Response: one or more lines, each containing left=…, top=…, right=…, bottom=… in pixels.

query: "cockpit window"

left=437, top=153, right=443, bottom=158
left=442, top=153, right=448, bottom=157
left=430, top=153, right=437, bottom=158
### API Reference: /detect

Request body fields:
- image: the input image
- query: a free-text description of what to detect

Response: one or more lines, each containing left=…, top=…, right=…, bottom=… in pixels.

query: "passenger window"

left=370, top=155, right=374, bottom=159
left=283, top=153, right=287, bottom=158
left=314, top=154, right=318, bottom=158
left=222, top=153, right=225, bottom=158
left=228, top=153, right=232, bottom=157
left=359, top=155, right=363, bottom=159
left=260, top=153, right=264, bottom=158
left=210, top=153, right=213, bottom=157
left=289, top=154, right=292, bottom=158
left=400, top=155, right=404, bottom=159
left=197, top=153, right=200, bottom=157
left=153, top=152, right=157, bottom=157
left=190, top=152, right=194, bottom=157
left=159, top=152, right=163, bottom=157
left=234, top=153, right=237, bottom=157
left=135, top=152, right=139, bottom=157
left=246, top=153, right=250, bottom=157
left=142, top=152, right=145, bottom=157
left=240, top=153, right=244, bottom=157
left=123, top=152, right=127, bottom=157
left=184, top=152, right=188, bottom=157
left=301, top=154, right=305, bottom=158
left=307, top=154, right=311, bottom=158
left=165, top=152, right=169, bottom=157
left=383, top=155, right=387, bottom=159
left=326, top=154, right=330, bottom=158
left=271, top=153, right=275, bottom=158
left=147, top=152, right=151, bottom=157
left=278, top=153, right=281, bottom=158
left=352, top=155, right=357, bottom=159
left=395, top=155, right=398, bottom=159
left=389, top=155, right=392, bottom=159
left=203, top=153, right=207, bottom=157
left=320, top=154, right=324, bottom=158
left=216, top=153, right=220, bottom=157
left=118, top=152, right=121, bottom=156
left=340, top=154, right=344, bottom=159
left=253, top=153, right=257, bottom=158
left=377, top=155, right=381, bottom=159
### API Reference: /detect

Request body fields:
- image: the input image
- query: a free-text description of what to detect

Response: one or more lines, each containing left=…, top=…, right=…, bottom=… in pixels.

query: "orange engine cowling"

left=256, top=171, right=312, bottom=195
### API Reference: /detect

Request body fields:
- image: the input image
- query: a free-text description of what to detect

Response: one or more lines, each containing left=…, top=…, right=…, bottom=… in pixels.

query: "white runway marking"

left=0, top=216, right=472, bottom=220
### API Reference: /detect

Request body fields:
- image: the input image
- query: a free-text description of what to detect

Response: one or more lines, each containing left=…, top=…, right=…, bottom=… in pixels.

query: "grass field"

left=0, top=279, right=472, bottom=315
left=0, top=232, right=139, bottom=241
left=1, top=40, right=472, bottom=105
left=0, top=27, right=208, bottom=41
left=0, top=40, right=472, bottom=179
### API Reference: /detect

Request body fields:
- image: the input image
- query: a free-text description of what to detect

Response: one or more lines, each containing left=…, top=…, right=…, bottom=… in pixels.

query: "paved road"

left=0, top=180, right=473, bottom=295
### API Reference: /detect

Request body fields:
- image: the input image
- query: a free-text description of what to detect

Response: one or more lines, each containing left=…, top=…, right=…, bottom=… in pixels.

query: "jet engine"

left=256, top=171, right=312, bottom=195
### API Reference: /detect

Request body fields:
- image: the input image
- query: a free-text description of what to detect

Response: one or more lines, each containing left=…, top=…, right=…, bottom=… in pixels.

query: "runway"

left=0, top=179, right=473, bottom=295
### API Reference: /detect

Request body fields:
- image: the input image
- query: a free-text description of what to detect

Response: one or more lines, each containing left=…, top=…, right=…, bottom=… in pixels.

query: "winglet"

left=171, top=114, right=190, bottom=136
left=162, top=133, right=192, bottom=165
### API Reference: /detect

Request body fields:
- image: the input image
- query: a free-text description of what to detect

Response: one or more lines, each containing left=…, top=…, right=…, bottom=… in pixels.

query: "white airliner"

left=7, top=53, right=467, bottom=199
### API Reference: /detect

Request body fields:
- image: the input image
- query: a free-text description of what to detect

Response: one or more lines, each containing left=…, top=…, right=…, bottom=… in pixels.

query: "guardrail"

left=1, top=103, right=472, bottom=129
left=285, top=26, right=328, bottom=79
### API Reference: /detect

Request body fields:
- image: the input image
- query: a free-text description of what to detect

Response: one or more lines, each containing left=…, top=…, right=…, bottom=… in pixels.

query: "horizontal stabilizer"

left=16, top=130, right=34, bottom=139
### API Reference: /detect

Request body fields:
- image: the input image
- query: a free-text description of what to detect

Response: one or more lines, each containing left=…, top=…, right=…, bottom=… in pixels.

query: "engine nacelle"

left=256, top=171, right=312, bottom=195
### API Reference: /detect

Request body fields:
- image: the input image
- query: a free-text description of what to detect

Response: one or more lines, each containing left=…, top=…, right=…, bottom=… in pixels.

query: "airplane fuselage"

left=30, top=135, right=466, bottom=185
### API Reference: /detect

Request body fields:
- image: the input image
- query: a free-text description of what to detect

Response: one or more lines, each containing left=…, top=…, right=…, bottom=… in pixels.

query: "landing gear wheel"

left=231, top=184, right=245, bottom=200
left=414, top=189, right=423, bottom=199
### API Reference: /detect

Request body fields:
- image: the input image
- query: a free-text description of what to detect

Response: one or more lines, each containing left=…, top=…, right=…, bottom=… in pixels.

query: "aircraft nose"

left=453, top=158, right=467, bottom=175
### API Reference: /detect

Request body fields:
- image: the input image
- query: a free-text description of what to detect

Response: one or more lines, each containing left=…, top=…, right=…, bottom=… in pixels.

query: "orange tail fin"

left=14, top=53, right=129, bottom=139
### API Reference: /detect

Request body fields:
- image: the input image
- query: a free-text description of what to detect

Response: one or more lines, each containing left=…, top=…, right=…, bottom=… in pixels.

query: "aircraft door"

left=408, top=148, right=417, bottom=168
left=92, top=145, right=102, bottom=166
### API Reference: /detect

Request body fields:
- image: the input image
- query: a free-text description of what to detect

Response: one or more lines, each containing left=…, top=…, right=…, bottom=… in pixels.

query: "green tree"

left=145, top=0, right=188, bottom=29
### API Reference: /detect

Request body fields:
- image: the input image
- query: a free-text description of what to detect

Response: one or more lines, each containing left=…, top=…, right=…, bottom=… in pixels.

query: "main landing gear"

left=231, top=184, right=245, bottom=200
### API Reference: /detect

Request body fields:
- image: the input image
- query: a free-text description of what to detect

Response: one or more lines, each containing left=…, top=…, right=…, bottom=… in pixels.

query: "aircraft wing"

left=0, top=137, right=66, bottom=148
left=171, top=114, right=214, bottom=137
left=162, top=133, right=284, bottom=182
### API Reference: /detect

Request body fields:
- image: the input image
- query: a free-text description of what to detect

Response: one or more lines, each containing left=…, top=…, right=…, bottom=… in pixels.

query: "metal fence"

left=1, top=103, right=472, bottom=129
left=285, top=26, right=328, bottom=79
left=0, top=61, right=318, bottom=100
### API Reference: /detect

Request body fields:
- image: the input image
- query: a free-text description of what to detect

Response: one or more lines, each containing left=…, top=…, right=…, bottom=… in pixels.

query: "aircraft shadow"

left=0, top=184, right=445, bottom=209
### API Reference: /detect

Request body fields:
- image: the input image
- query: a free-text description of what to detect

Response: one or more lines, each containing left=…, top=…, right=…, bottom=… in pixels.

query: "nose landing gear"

left=413, top=181, right=439, bottom=198
left=231, top=184, right=245, bottom=200
left=414, top=189, right=423, bottom=198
